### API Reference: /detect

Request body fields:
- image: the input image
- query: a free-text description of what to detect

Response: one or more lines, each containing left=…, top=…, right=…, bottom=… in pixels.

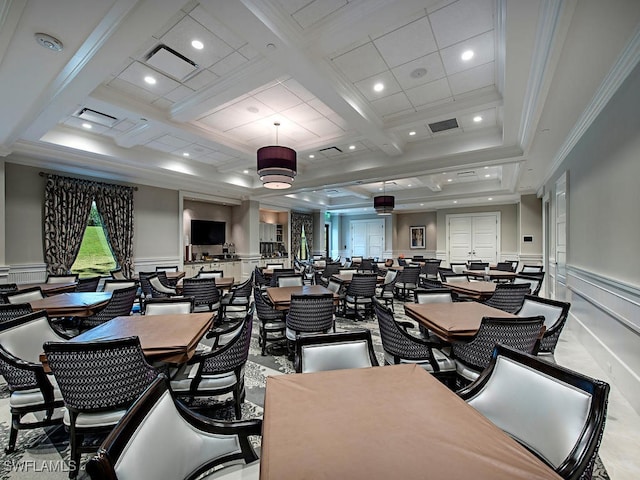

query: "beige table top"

left=443, top=280, right=497, bottom=300
left=260, top=364, right=560, bottom=480
left=69, top=312, right=213, bottom=364
left=465, top=269, right=517, bottom=279
left=133, top=271, right=186, bottom=281
left=18, top=282, right=77, bottom=295
left=266, top=285, right=336, bottom=310
left=404, top=301, right=516, bottom=342
left=331, top=273, right=385, bottom=284
left=30, top=292, right=112, bottom=317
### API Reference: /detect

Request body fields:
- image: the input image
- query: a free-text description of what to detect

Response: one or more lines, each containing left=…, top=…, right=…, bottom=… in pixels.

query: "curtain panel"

left=291, top=211, right=313, bottom=260
left=43, top=174, right=135, bottom=276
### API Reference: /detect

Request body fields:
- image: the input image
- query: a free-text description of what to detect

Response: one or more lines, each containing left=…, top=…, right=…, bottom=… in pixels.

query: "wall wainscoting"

left=516, top=253, right=543, bottom=267
left=134, top=257, right=183, bottom=273
left=7, top=263, right=47, bottom=284
left=566, top=266, right=640, bottom=415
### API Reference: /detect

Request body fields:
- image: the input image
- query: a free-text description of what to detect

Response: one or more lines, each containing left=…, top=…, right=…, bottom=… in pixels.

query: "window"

left=71, top=202, right=117, bottom=277
left=299, top=225, right=309, bottom=261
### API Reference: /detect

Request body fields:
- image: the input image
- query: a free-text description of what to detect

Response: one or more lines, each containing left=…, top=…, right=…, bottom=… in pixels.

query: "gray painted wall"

left=394, top=211, right=437, bottom=253
left=519, top=194, right=543, bottom=255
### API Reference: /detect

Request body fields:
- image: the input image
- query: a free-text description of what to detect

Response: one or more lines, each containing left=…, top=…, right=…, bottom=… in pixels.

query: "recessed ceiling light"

left=447, top=178, right=452, bottom=182
left=409, top=131, right=416, bottom=136
left=182, top=152, right=189, bottom=157
left=420, top=203, right=424, bottom=206
left=373, top=82, right=384, bottom=92
left=144, top=76, right=156, bottom=85
left=488, top=197, right=493, bottom=201
left=191, top=40, right=204, bottom=50
left=349, top=145, right=355, bottom=150
left=243, top=170, right=249, bottom=174
left=484, top=166, right=489, bottom=169
left=484, top=174, right=490, bottom=178
left=82, top=123, right=92, bottom=129
left=473, top=115, right=483, bottom=122
left=407, top=184, right=411, bottom=187
left=461, top=50, right=474, bottom=61
left=453, top=200, right=458, bottom=204
left=378, top=187, right=383, bottom=191
left=309, top=154, right=315, bottom=158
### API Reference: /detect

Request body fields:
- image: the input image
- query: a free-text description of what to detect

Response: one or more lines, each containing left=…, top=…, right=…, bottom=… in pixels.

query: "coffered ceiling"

left=1, top=0, right=639, bottom=214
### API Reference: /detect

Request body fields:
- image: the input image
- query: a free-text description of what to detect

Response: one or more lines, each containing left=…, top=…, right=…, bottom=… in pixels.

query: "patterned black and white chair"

left=0, top=303, right=33, bottom=326
left=373, top=298, right=455, bottom=385
left=220, top=275, right=253, bottom=318
left=268, top=269, right=295, bottom=288
left=513, top=272, right=545, bottom=296
left=44, top=336, right=158, bottom=479
left=468, top=262, right=488, bottom=271
left=76, top=276, right=101, bottom=292
left=451, top=316, right=544, bottom=385
left=393, top=266, right=420, bottom=300
left=77, top=285, right=138, bottom=332
left=319, top=263, right=341, bottom=285
left=109, top=268, right=127, bottom=280
left=86, top=375, right=262, bottom=480
left=46, top=274, right=79, bottom=284
left=375, top=269, right=398, bottom=312
left=253, top=266, right=269, bottom=291
left=495, top=261, right=515, bottom=272
left=148, top=274, right=178, bottom=298
left=0, top=311, right=69, bottom=454
left=458, top=345, right=609, bottom=480
left=520, top=264, right=544, bottom=273
left=170, top=305, right=254, bottom=420
left=343, top=273, right=378, bottom=320
left=197, top=269, right=224, bottom=279
left=358, top=258, right=374, bottom=272
left=5, top=286, right=44, bottom=304
left=276, top=274, right=304, bottom=287
left=482, top=282, right=531, bottom=314
left=413, top=288, right=454, bottom=342
left=285, top=294, right=335, bottom=357
left=143, top=296, right=195, bottom=315
left=102, top=279, right=138, bottom=293
left=0, top=283, right=19, bottom=301
left=294, top=329, right=379, bottom=373
left=254, top=290, right=286, bottom=356
left=181, top=277, right=221, bottom=313
left=137, top=271, right=156, bottom=301
left=418, top=259, right=441, bottom=284
left=449, top=262, right=467, bottom=274
left=517, top=295, right=571, bottom=358
left=156, top=265, right=178, bottom=273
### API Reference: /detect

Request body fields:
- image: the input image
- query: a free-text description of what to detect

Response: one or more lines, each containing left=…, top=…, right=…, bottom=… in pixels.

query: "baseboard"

left=7, top=263, right=47, bottom=283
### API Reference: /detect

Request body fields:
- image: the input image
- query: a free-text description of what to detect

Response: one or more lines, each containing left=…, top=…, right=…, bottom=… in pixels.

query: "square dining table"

left=260, top=364, right=560, bottom=480
left=18, top=282, right=78, bottom=295
left=266, top=285, right=337, bottom=310
left=30, top=292, right=112, bottom=317
left=443, top=280, right=497, bottom=300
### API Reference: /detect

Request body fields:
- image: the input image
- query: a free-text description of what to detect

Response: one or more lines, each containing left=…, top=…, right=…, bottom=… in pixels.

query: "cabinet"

left=259, top=223, right=279, bottom=242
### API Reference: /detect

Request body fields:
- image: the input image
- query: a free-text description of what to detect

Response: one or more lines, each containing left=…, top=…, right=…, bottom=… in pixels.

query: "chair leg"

left=260, top=327, right=267, bottom=356
left=5, top=414, right=18, bottom=453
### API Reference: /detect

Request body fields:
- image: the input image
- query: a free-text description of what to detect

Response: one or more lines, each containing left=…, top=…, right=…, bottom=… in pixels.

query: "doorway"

left=446, top=212, right=500, bottom=264
left=350, top=219, right=384, bottom=260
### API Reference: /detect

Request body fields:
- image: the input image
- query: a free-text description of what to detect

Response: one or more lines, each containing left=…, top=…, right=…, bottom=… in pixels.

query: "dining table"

left=443, top=280, right=497, bottom=300
left=29, top=292, right=112, bottom=317
left=404, top=301, right=516, bottom=342
left=331, top=273, right=385, bottom=285
left=18, top=281, right=78, bottom=295
left=260, top=364, right=561, bottom=480
left=66, top=312, right=213, bottom=364
left=464, top=269, right=517, bottom=280
left=266, top=285, right=337, bottom=311
left=133, top=271, right=186, bottom=282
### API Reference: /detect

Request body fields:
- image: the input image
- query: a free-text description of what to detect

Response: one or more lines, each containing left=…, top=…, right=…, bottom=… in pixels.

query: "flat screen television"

left=190, top=220, right=225, bottom=245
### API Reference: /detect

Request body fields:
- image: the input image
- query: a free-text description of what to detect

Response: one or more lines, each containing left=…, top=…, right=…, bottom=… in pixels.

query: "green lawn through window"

left=71, top=225, right=117, bottom=278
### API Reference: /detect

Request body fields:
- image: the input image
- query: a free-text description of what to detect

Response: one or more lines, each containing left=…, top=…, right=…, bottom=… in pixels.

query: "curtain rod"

left=39, top=172, right=138, bottom=191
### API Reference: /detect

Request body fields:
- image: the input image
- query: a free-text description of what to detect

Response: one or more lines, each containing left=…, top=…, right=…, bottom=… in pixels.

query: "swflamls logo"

left=3, top=460, right=76, bottom=472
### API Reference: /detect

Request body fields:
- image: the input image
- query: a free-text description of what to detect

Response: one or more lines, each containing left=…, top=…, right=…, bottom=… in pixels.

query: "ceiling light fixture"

left=82, top=123, right=92, bottom=129
left=461, top=50, right=474, bottom=61
left=473, top=115, right=483, bottom=122
left=349, top=145, right=355, bottom=150
left=409, top=131, right=416, bottom=136
left=373, top=82, right=384, bottom=92
left=183, top=152, right=189, bottom=157
left=374, top=181, right=394, bottom=216
left=309, top=154, right=315, bottom=158
left=257, top=122, right=297, bottom=189
left=191, top=40, right=204, bottom=50
left=144, top=76, right=156, bottom=85
left=35, top=33, right=63, bottom=52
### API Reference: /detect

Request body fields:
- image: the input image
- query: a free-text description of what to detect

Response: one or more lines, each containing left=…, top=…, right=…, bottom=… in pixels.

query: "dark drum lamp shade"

left=257, top=145, right=297, bottom=189
left=374, top=195, right=395, bottom=215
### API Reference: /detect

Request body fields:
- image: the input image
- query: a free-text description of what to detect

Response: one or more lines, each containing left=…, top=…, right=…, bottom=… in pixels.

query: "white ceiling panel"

left=373, top=17, right=438, bottom=68
left=354, top=70, right=403, bottom=101
left=370, top=92, right=414, bottom=117
left=429, top=0, right=494, bottom=48
left=440, top=30, right=495, bottom=76
left=165, top=85, right=195, bottom=103
left=253, top=83, right=305, bottom=111
left=282, top=103, right=325, bottom=123
left=189, top=5, right=246, bottom=50
left=391, top=52, right=447, bottom=90
left=292, top=0, right=348, bottom=30
left=184, top=69, right=218, bottom=90
left=118, top=62, right=181, bottom=97
left=405, top=77, right=452, bottom=108
left=448, top=62, right=494, bottom=95
left=331, top=42, right=388, bottom=83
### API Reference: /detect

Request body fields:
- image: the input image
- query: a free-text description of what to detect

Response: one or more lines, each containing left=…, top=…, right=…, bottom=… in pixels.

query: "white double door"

left=350, top=219, right=384, bottom=259
left=447, top=213, right=500, bottom=265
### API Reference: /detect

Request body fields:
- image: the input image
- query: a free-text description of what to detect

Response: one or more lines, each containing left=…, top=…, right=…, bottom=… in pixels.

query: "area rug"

left=0, top=300, right=610, bottom=479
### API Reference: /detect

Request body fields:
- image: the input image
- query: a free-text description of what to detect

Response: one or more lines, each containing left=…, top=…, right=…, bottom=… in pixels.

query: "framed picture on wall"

left=410, top=226, right=425, bottom=249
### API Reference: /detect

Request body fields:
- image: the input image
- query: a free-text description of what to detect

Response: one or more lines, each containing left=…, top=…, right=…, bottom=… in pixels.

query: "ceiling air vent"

left=428, top=118, right=459, bottom=133
left=77, top=108, right=118, bottom=127
left=146, top=45, right=198, bottom=81
left=318, top=146, right=343, bottom=155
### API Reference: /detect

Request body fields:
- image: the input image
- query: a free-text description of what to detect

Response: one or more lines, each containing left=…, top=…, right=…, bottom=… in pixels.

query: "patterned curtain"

left=44, top=175, right=95, bottom=274
left=291, top=211, right=313, bottom=260
left=95, top=184, right=135, bottom=278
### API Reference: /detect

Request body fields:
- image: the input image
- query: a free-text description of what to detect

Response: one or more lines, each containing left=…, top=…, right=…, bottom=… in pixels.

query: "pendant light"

left=257, top=122, right=297, bottom=189
left=374, top=181, right=394, bottom=215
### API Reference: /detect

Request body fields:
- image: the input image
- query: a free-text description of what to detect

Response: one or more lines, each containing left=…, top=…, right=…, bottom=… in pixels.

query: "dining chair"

left=220, top=275, right=253, bottom=318
left=0, top=283, right=19, bottom=300
left=102, top=279, right=137, bottom=293
left=393, top=266, right=420, bottom=300
left=294, top=329, right=379, bottom=373
left=85, top=375, right=262, bottom=480
left=148, top=274, right=178, bottom=298
left=109, top=267, right=127, bottom=280
left=0, top=303, right=34, bottom=326
left=482, top=282, right=531, bottom=314
left=143, top=296, right=195, bottom=315
left=373, top=298, right=455, bottom=386
left=468, top=262, right=489, bottom=271
left=513, top=272, right=545, bottom=296
left=458, top=345, right=609, bottom=480
left=46, top=274, right=79, bottom=284
left=343, top=273, right=378, bottom=320
left=266, top=263, right=284, bottom=270
left=5, top=286, right=44, bottom=304
left=375, top=269, right=398, bottom=311
left=254, top=289, right=286, bottom=356
left=413, top=288, right=454, bottom=342
left=170, top=305, right=254, bottom=419
left=156, top=265, right=179, bottom=273
left=77, top=285, right=138, bottom=332
left=448, top=262, right=468, bottom=274
left=285, top=294, right=335, bottom=357
left=451, top=316, right=545, bottom=385
left=268, top=269, right=296, bottom=287
left=44, top=336, right=158, bottom=478
left=517, top=295, right=571, bottom=357
left=197, top=269, right=224, bottom=279
left=180, top=277, right=221, bottom=313
left=520, top=264, right=544, bottom=273
left=253, top=266, right=269, bottom=291
left=495, top=261, right=515, bottom=272
left=276, top=274, right=304, bottom=287
left=76, top=276, right=100, bottom=292
left=0, top=311, right=69, bottom=454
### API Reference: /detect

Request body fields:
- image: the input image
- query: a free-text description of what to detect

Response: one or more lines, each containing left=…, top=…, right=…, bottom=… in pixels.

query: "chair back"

left=277, top=274, right=304, bottom=287
left=144, top=297, right=195, bottom=315
left=414, top=288, right=453, bottom=304
left=266, top=263, right=284, bottom=270
left=6, top=286, right=44, bottom=304
left=520, top=264, right=543, bottom=273
left=103, top=279, right=137, bottom=292
left=200, top=306, right=254, bottom=375
left=80, top=285, right=137, bottom=330
left=156, top=265, right=178, bottom=273
left=110, top=268, right=127, bottom=280
left=0, top=283, right=18, bottom=296
left=451, top=316, right=544, bottom=374
left=518, top=295, right=570, bottom=354
left=495, top=262, right=515, bottom=272
left=295, top=330, right=379, bottom=373
left=484, top=282, right=531, bottom=313
left=137, top=272, right=156, bottom=297
left=286, top=294, right=335, bottom=335
left=181, top=277, right=220, bottom=310
left=46, top=274, right=79, bottom=284
left=358, top=258, right=374, bottom=272
left=338, top=268, right=358, bottom=275
left=253, top=290, right=283, bottom=322
left=85, top=375, right=261, bottom=480
left=449, top=263, right=467, bottom=274
left=351, top=256, right=363, bottom=265
left=382, top=269, right=398, bottom=285
left=149, top=275, right=176, bottom=297
left=345, top=273, right=377, bottom=298
left=396, top=266, right=420, bottom=285
left=43, top=336, right=157, bottom=413
left=459, top=345, right=609, bottom=479
left=439, top=271, right=468, bottom=283
left=0, top=311, right=64, bottom=364
left=468, top=262, right=488, bottom=270
left=513, top=273, right=545, bottom=296
left=0, top=303, right=33, bottom=326
left=76, top=276, right=101, bottom=292
left=197, top=270, right=224, bottom=279
left=269, top=269, right=295, bottom=287
left=420, top=260, right=441, bottom=279
left=326, top=277, right=344, bottom=294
